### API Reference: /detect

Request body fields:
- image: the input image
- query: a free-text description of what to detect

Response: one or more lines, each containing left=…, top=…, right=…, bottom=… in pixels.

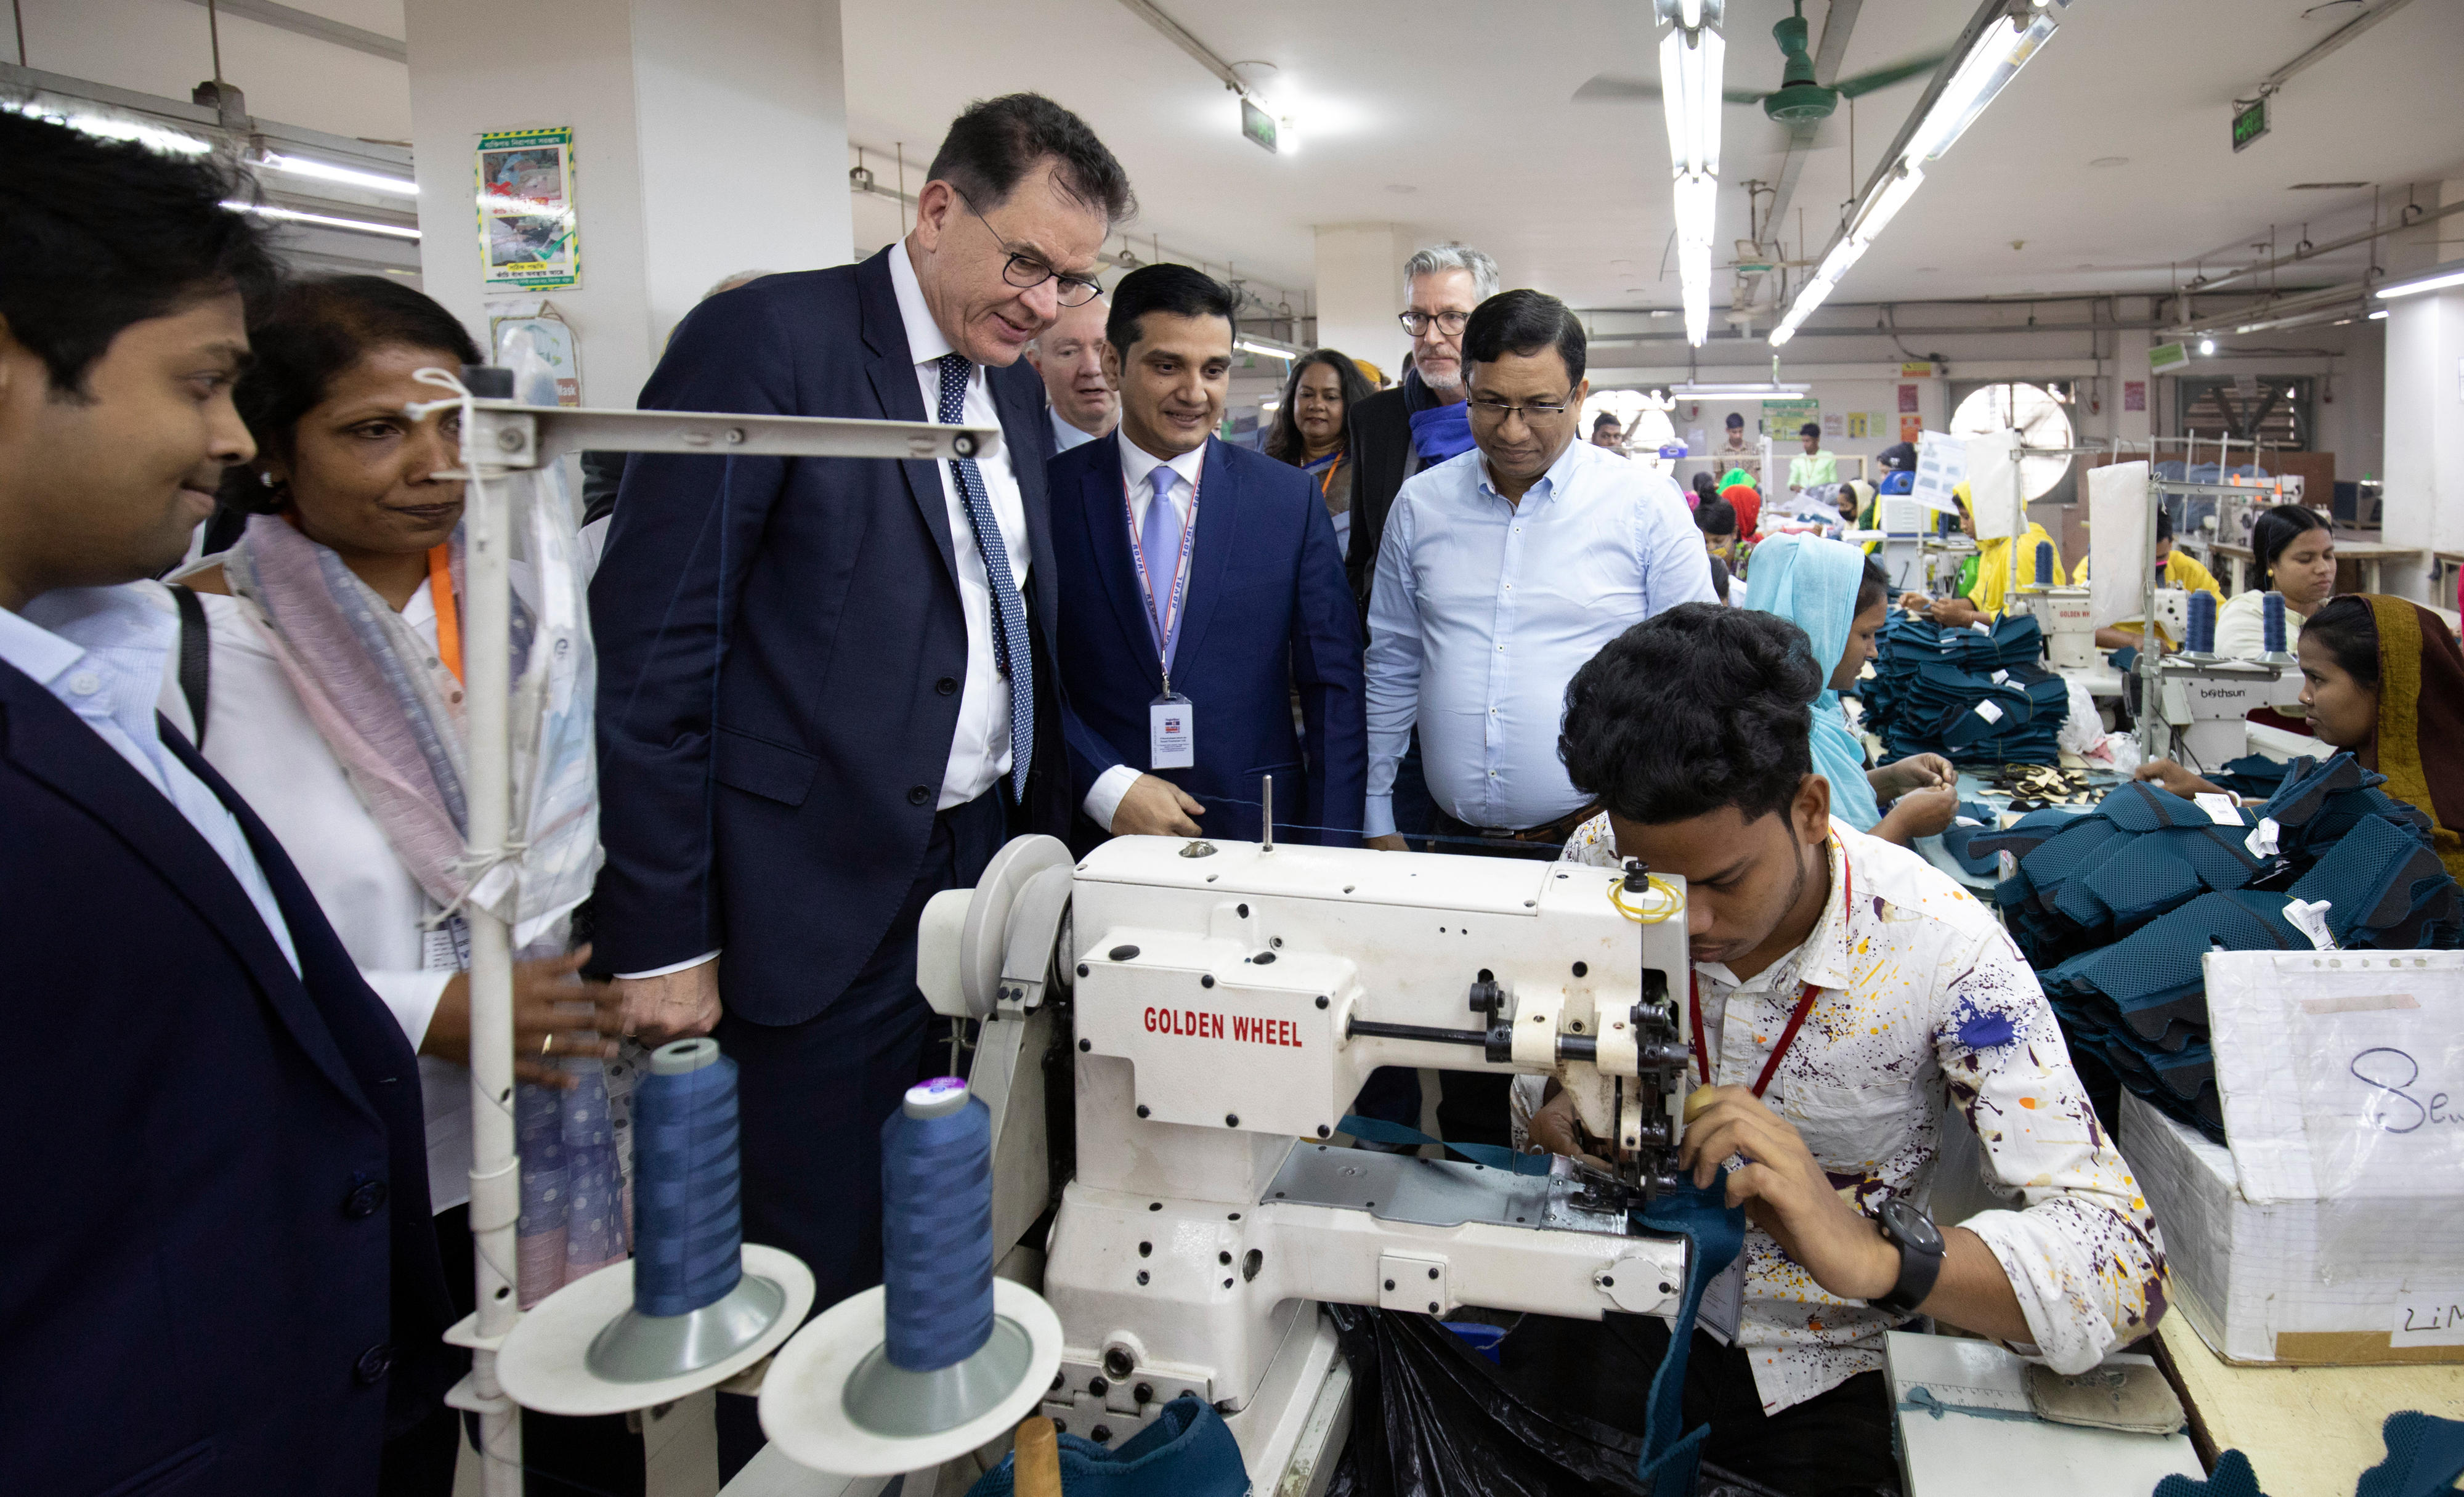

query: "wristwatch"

left=1872, top=1198, right=1946, bottom=1315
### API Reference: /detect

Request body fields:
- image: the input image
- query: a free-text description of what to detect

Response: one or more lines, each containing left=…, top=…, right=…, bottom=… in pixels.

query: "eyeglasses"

left=1396, top=309, right=1471, bottom=337
left=1467, top=394, right=1578, bottom=423
left=952, top=187, right=1104, bottom=307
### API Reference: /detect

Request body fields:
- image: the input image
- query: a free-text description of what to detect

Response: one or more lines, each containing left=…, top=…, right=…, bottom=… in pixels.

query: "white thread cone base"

left=496, top=1244, right=814, bottom=1416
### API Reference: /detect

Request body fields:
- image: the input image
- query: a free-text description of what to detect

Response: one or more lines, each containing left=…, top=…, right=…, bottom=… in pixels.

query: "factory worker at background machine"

left=1532, top=606, right=2169, bottom=1495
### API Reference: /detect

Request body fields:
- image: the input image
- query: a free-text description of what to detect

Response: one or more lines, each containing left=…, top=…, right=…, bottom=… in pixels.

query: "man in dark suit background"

left=0, top=111, right=454, bottom=1493
left=1048, top=264, right=1364, bottom=848
left=586, top=94, right=1132, bottom=1469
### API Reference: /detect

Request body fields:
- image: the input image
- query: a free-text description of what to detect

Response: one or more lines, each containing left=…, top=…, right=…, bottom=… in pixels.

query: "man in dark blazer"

left=1048, top=264, right=1364, bottom=848
left=586, top=94, right=1130, bottom=1467
left=0, top=111, right=453, bottom=1492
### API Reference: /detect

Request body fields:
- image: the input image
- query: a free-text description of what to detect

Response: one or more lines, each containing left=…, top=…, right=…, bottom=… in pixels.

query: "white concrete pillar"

left=1313, top=222, right=1408, bottom=383
left=403, top=0, right=851, bottom=409
left=2380, top=285, right=2464, bottom=601
left=2111, top=298, right=2155, bottom=448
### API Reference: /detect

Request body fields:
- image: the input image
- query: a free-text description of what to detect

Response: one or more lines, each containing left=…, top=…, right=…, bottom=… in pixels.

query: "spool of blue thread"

left=2187, top=589, right=2218, bottom=655
left=2263, top=591, right=2288, bottom=654
left=633, top=1037, right=745, bottom=1317
left=2034, top=539, right=2056, bottom=586
left=880, top=1077, right=994, bottom=1372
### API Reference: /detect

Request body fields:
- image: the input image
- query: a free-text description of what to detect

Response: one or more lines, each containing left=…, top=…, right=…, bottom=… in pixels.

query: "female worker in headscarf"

left=1897, top=481, right=2064, bottom=625
left=2138, top=594, right=2464, bottom=880
left=1561, top=534, right=1958, bottom=856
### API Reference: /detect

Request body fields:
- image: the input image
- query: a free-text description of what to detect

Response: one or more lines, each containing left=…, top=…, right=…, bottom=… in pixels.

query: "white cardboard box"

left=2117, top=951, right=2464, bottom=1366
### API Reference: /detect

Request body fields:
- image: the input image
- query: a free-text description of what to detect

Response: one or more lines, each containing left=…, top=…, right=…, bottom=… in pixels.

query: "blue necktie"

left=1140, top=466, right=1183, bottom=678
left=936, top=352, right=1032, bottom=803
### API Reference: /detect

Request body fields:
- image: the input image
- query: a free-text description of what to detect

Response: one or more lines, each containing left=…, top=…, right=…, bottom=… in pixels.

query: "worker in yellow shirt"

left=1896, top=482, right=2065, bottom=625
left=2075, top=509, right=2225, bottom=649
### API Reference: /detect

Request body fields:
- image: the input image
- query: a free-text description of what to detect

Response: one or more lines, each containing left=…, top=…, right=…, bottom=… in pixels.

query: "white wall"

left=1312, top=223, right=1408, bottom=381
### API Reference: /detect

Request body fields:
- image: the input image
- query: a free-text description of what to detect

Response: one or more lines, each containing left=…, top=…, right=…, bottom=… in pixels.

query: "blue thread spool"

left=2263, top=591, right=2288, bottom=654
left=2186, top=590, right=2218, bottom=656
left=2034, top=539, right=2056, bottom=587
left=586, top=1038, right=785, bottom=1381
left=840, top=1077, right=1035, bottom=1437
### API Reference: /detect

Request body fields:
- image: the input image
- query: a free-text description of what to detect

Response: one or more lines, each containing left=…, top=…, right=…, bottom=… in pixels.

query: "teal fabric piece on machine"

left=2354, top=1411, right=2464, bottom=1497
left=2155, top=1448, right=2269, bottom=1497
left=1337, top=1113, right=1552, bottom=1175
left=1631, top=1170, right=1746, bottom=1497
left=1740, top=533, right=1882, bottom=830
left=965, top=1395, right=1247, bottom=1497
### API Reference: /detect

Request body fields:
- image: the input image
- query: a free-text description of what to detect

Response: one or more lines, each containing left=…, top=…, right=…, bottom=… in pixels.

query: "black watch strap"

left=1874, top=1199, right=1945, bottom=1315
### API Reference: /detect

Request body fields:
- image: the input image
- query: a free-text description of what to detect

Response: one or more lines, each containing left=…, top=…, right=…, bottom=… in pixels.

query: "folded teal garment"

left=966, top=1395, right=1247, bottom=1497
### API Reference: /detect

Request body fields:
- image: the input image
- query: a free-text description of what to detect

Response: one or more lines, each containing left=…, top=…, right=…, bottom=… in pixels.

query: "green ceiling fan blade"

left=1836, top=52, right=1951, bottom=99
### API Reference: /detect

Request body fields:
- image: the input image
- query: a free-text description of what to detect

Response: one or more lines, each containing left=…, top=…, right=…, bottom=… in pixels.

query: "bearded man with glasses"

left=587, top=92, right=1131, bottom=1475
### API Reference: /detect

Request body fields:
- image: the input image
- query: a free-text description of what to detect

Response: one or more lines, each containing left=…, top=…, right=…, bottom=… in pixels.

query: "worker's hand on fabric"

left=2133, top=760, right=2226, bottom=798
left=1926, top=597, right=1984, bottom=627
left=1680, top=1085, right=1899, bottom=1300
left=425, top=946, right=623, bottom=1089
left=1870, top=753, right=1954, bottom=798
left=1878, top=786, right=1961, bottom=843
left=1897, top=590, right=1932, bottom=613
left=1527, top=1085, right=1614, bottom=1172
left=1111, top=774, right=1205, bottom=837
left=1364, top=833, right=1409, bottom=852
left=617, top=957, right=724, bottom=1044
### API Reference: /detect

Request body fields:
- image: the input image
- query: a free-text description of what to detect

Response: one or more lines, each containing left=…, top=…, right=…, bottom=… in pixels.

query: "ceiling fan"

left=1575, top=1, right=1945, bottom=149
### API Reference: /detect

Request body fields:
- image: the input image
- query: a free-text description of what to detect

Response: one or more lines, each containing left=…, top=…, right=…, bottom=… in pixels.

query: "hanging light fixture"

left=1656, top=0, right=1727, bottom=347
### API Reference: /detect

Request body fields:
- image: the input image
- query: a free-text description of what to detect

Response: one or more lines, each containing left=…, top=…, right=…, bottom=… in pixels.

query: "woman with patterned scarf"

left=177, top=277, right=639, bottom=1491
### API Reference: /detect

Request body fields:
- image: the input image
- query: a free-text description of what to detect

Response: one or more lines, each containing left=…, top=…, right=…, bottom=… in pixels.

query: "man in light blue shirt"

left=1364, top=290, right=1714, bottom=854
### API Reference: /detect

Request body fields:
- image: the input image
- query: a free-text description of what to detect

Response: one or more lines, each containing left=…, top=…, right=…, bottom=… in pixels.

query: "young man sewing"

left=1513, top=603, right=2166, bottom=1496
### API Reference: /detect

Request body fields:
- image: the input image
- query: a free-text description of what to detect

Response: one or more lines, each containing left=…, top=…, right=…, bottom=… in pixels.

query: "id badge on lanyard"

left=1125, top=471, right=1201, bottom=769
left=421, top=911, right=471, bottom=972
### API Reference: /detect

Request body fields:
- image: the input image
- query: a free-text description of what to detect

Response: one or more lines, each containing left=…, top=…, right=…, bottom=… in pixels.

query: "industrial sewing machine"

left=917, top=830, right=1698, bottom=1481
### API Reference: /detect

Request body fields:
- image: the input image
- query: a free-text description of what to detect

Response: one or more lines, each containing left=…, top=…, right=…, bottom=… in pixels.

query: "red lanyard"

left=1688, top=844, right=1848, bottom=1098
left=1121, top=465, right=1202, bottom=688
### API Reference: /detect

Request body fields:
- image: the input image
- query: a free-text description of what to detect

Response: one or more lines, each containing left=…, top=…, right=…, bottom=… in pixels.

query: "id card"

left=1150, top=694, right=1195, bottom=769
left=1696, top=1253, right=1748, bottom=1345
left=421, top=913, right=471, bottom=973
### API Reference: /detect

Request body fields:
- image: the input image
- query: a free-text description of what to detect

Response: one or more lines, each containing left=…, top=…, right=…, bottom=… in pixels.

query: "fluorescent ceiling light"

left=1236, top=339, right=1296, bottom=361
left=256, top=151, right=418, bottom=198
left=1, top=99, right=211, bottom=156
left=1673, top=171, right=1718, bottom=347
left=1816, top=238, right=1864, bottom=285
left=2197, top=338, right=2216, bottom=355
left=225, top=201, right=423, bottom=240
left=1901, top=9, right=2059, bottom=167
left=1668, top=381, right=1811, bottom=400
left=2368, top=309, right=2389, bottom=320
left=2373, top=261, right=2464, bottom=299
left=1659, top=24, right=1725, bottom=178
left=1847, top=164, right=1925, bottom=247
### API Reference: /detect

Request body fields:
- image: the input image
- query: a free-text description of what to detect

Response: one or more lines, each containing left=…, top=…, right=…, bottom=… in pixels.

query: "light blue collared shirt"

left=2, top=585, right=299, bottom=973
left=1364, top=439, right=1716, bottom=835
left=1050, top=407, right=1102, bottom=454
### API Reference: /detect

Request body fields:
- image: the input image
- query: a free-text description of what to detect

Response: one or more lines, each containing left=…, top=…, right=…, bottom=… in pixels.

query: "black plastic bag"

left=1321, top=1306, right=1785, bottom=1497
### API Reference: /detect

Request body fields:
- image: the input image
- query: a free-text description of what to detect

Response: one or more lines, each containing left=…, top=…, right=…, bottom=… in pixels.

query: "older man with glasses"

left=1359, top=289, right=1711, bottom=1146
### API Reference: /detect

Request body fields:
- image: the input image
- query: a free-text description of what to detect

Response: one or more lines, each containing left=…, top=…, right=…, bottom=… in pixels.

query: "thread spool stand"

left=496, top=1040, right=813, bottom=1416
left=758, top=1079, right=1063, bottom=1475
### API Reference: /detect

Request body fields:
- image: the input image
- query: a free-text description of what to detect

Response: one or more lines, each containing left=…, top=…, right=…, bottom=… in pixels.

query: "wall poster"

left=476, top=126, right=581, bottom=291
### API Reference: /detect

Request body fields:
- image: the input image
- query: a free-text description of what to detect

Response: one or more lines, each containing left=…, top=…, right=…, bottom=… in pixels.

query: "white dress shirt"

left=2, top=585, right=298, bottom=973
left=1563, top=819, right=2168, bottom=1412
left=1363, top=438, right=1715, bottom=836
left=170, top=580, right=473, bottom=1211
left=890, top=239, right=1031, bottom=811
left=1082, top=438, right=1206, bottom=831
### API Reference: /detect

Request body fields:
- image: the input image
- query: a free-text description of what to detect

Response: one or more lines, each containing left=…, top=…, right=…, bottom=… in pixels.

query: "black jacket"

left=1340, top=367, right=1448, bottom=619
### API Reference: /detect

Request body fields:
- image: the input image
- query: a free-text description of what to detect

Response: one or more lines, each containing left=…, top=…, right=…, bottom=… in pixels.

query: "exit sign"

left=1240, top=98, right=1278, bottom=155
left=2232, top=96, right=2269, bottom=152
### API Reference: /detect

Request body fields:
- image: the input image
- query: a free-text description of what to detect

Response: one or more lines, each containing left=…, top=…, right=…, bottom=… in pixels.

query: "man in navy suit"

left=0, top=112, right=454, bottom=1491
left=588, top=94, right=1132, bottom=1469
left=1049, top=264, right=1364, bottom=848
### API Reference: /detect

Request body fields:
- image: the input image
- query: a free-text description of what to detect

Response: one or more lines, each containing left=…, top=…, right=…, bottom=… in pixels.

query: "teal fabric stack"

left=1863, top=613, right=2068, bottom=765
left=1971, top=757, right=2463, bottom=1142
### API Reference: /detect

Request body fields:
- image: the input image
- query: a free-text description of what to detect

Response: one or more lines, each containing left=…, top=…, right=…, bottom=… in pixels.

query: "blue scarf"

left=1406, top=371, right=1477, bottom=464
left=1745, top=533, right=1882, bottom=830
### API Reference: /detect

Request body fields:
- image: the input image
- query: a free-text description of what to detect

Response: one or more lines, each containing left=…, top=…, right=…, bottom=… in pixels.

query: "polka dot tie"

left=937, top=352, right=1033, bottom=803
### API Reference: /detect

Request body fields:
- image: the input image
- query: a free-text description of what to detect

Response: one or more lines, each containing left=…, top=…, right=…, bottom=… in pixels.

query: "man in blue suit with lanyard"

left=588, top=94, right=1132, bottom=1470
left=1048, top=263, right=1364, bottom=847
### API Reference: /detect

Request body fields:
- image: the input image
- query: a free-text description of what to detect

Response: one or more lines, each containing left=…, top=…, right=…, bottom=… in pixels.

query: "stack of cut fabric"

left=1863, top=613, right=2068, bottom=765
left=2205, top=753, right=2292, bottom=800
left=1971, top=757, right=2464, bottom=1142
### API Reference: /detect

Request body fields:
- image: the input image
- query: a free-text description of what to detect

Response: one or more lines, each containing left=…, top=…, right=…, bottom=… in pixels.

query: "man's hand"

left=1876, top=785, right=1959, bottom=844
left=1679, top=1085, right=1899, bottom=1301
left=1111, top=774, right=1204, bottom=837
left=1364, top=833, right=1409, bottom=851
left=1870, top=753, right=1953, bottom=799
left=1927, top=596, right=1985, bottom=627
left=617, top=958, right=724, bottom=1044
left=1528, top=1085, right=1614, bottom=1171
left=423, top=946, right=624, bottom=1089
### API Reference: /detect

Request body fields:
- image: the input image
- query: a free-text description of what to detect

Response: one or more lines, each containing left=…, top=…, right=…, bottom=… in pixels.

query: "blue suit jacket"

left=1050, top=434, right=1366, bottom=845
left=0, top=665, right=455, bottom=1493
left=589, top=248, right=1068, bottom=1026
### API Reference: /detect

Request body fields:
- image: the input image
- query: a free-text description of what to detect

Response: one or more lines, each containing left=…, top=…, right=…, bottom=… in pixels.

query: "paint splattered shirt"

left=1563, top=815, right=2168, bottom=1413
